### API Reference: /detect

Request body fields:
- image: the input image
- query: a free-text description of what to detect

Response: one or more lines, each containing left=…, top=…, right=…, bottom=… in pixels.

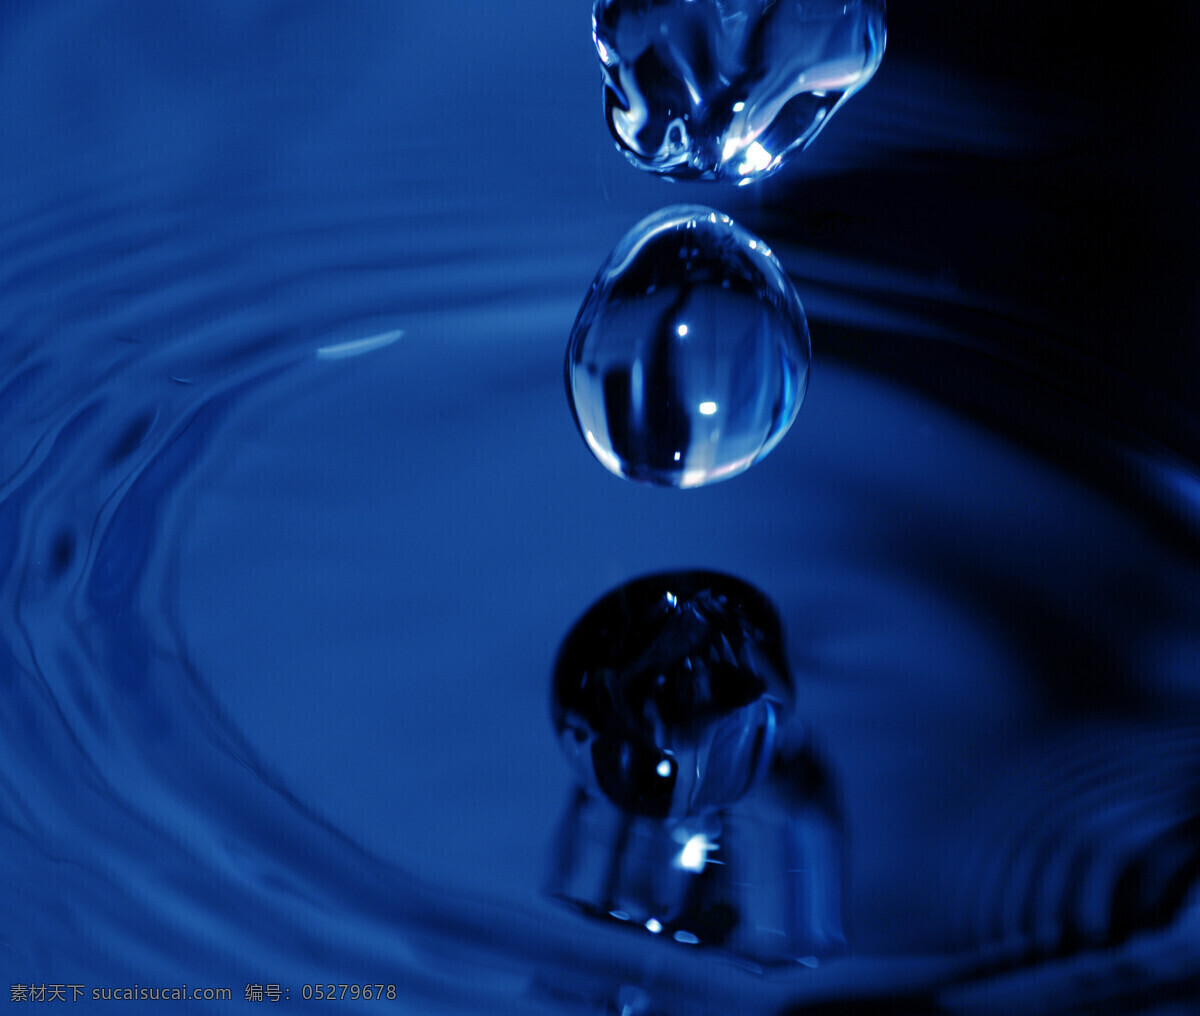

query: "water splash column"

left=546, top=571, right=845, bottom=964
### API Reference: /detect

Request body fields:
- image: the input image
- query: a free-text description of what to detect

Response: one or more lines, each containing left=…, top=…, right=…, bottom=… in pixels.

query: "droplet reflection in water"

left=565, top=205, right=811, bottom=487
left=593, top=0, right=887, bottom=182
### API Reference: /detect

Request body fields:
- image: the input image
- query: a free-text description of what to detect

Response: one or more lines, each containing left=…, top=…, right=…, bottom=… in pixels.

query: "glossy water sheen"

left=594, top=0, right=886, bottom=182
left=566, top=205, right=811, bottom=487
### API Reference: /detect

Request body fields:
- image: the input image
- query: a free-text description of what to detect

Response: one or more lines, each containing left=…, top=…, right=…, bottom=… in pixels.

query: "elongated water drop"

left=565, top=205, right=810, bottom=488
left=594, top=0, right=886, bottom=183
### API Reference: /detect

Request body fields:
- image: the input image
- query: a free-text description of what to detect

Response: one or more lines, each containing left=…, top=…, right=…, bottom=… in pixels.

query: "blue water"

left=3, top=1, right=1200, bottom=1013
left=548, top=571, right=843, bottom=965
left=552, top=570, right=789, bottom=818
left=566, top=206, right=810, bottom=486
left=594, top=0, right=887, bottom=181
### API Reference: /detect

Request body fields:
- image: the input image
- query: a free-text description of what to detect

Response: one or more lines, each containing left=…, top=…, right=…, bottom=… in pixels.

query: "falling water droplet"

left=565, top=205, right=810, bottom=488
left=593, top=0, right=886, bottom=183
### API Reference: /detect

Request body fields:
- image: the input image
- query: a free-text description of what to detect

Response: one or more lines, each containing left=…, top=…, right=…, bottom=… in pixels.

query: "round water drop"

left=552, top=570, right=793, bottom=818
left=593, top=0, right=887, bottom=183
left=565, top=205, right=810, bottom=488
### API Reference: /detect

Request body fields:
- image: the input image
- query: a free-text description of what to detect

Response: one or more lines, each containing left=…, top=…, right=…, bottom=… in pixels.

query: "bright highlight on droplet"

left=738, top=142, right=774, bottom=178
left=645, top=918, right=663, bottom=934
left=656, top=759, right=673, bottom=777
left=565, top=206, right=810, bottom=488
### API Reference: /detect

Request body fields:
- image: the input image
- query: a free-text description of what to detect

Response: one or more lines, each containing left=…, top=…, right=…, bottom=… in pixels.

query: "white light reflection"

left=698, top=401, right=717, bottom=415
left=738, top=141, right=773, bottom=178
left=316, top=328, right=404, bottom=361
left=583, top=429, right=626, bottom=478
left=675, top=833, right=714, bottom=872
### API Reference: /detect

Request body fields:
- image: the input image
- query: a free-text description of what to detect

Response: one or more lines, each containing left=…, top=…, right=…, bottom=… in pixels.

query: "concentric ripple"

left=950, top=722, right=1200, bottom=960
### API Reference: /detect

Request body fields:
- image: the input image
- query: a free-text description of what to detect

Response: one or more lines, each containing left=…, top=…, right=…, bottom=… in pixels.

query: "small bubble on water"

left=565, top=205, right=810, bottom=488
left=593, top=0, right=887, bottom=183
